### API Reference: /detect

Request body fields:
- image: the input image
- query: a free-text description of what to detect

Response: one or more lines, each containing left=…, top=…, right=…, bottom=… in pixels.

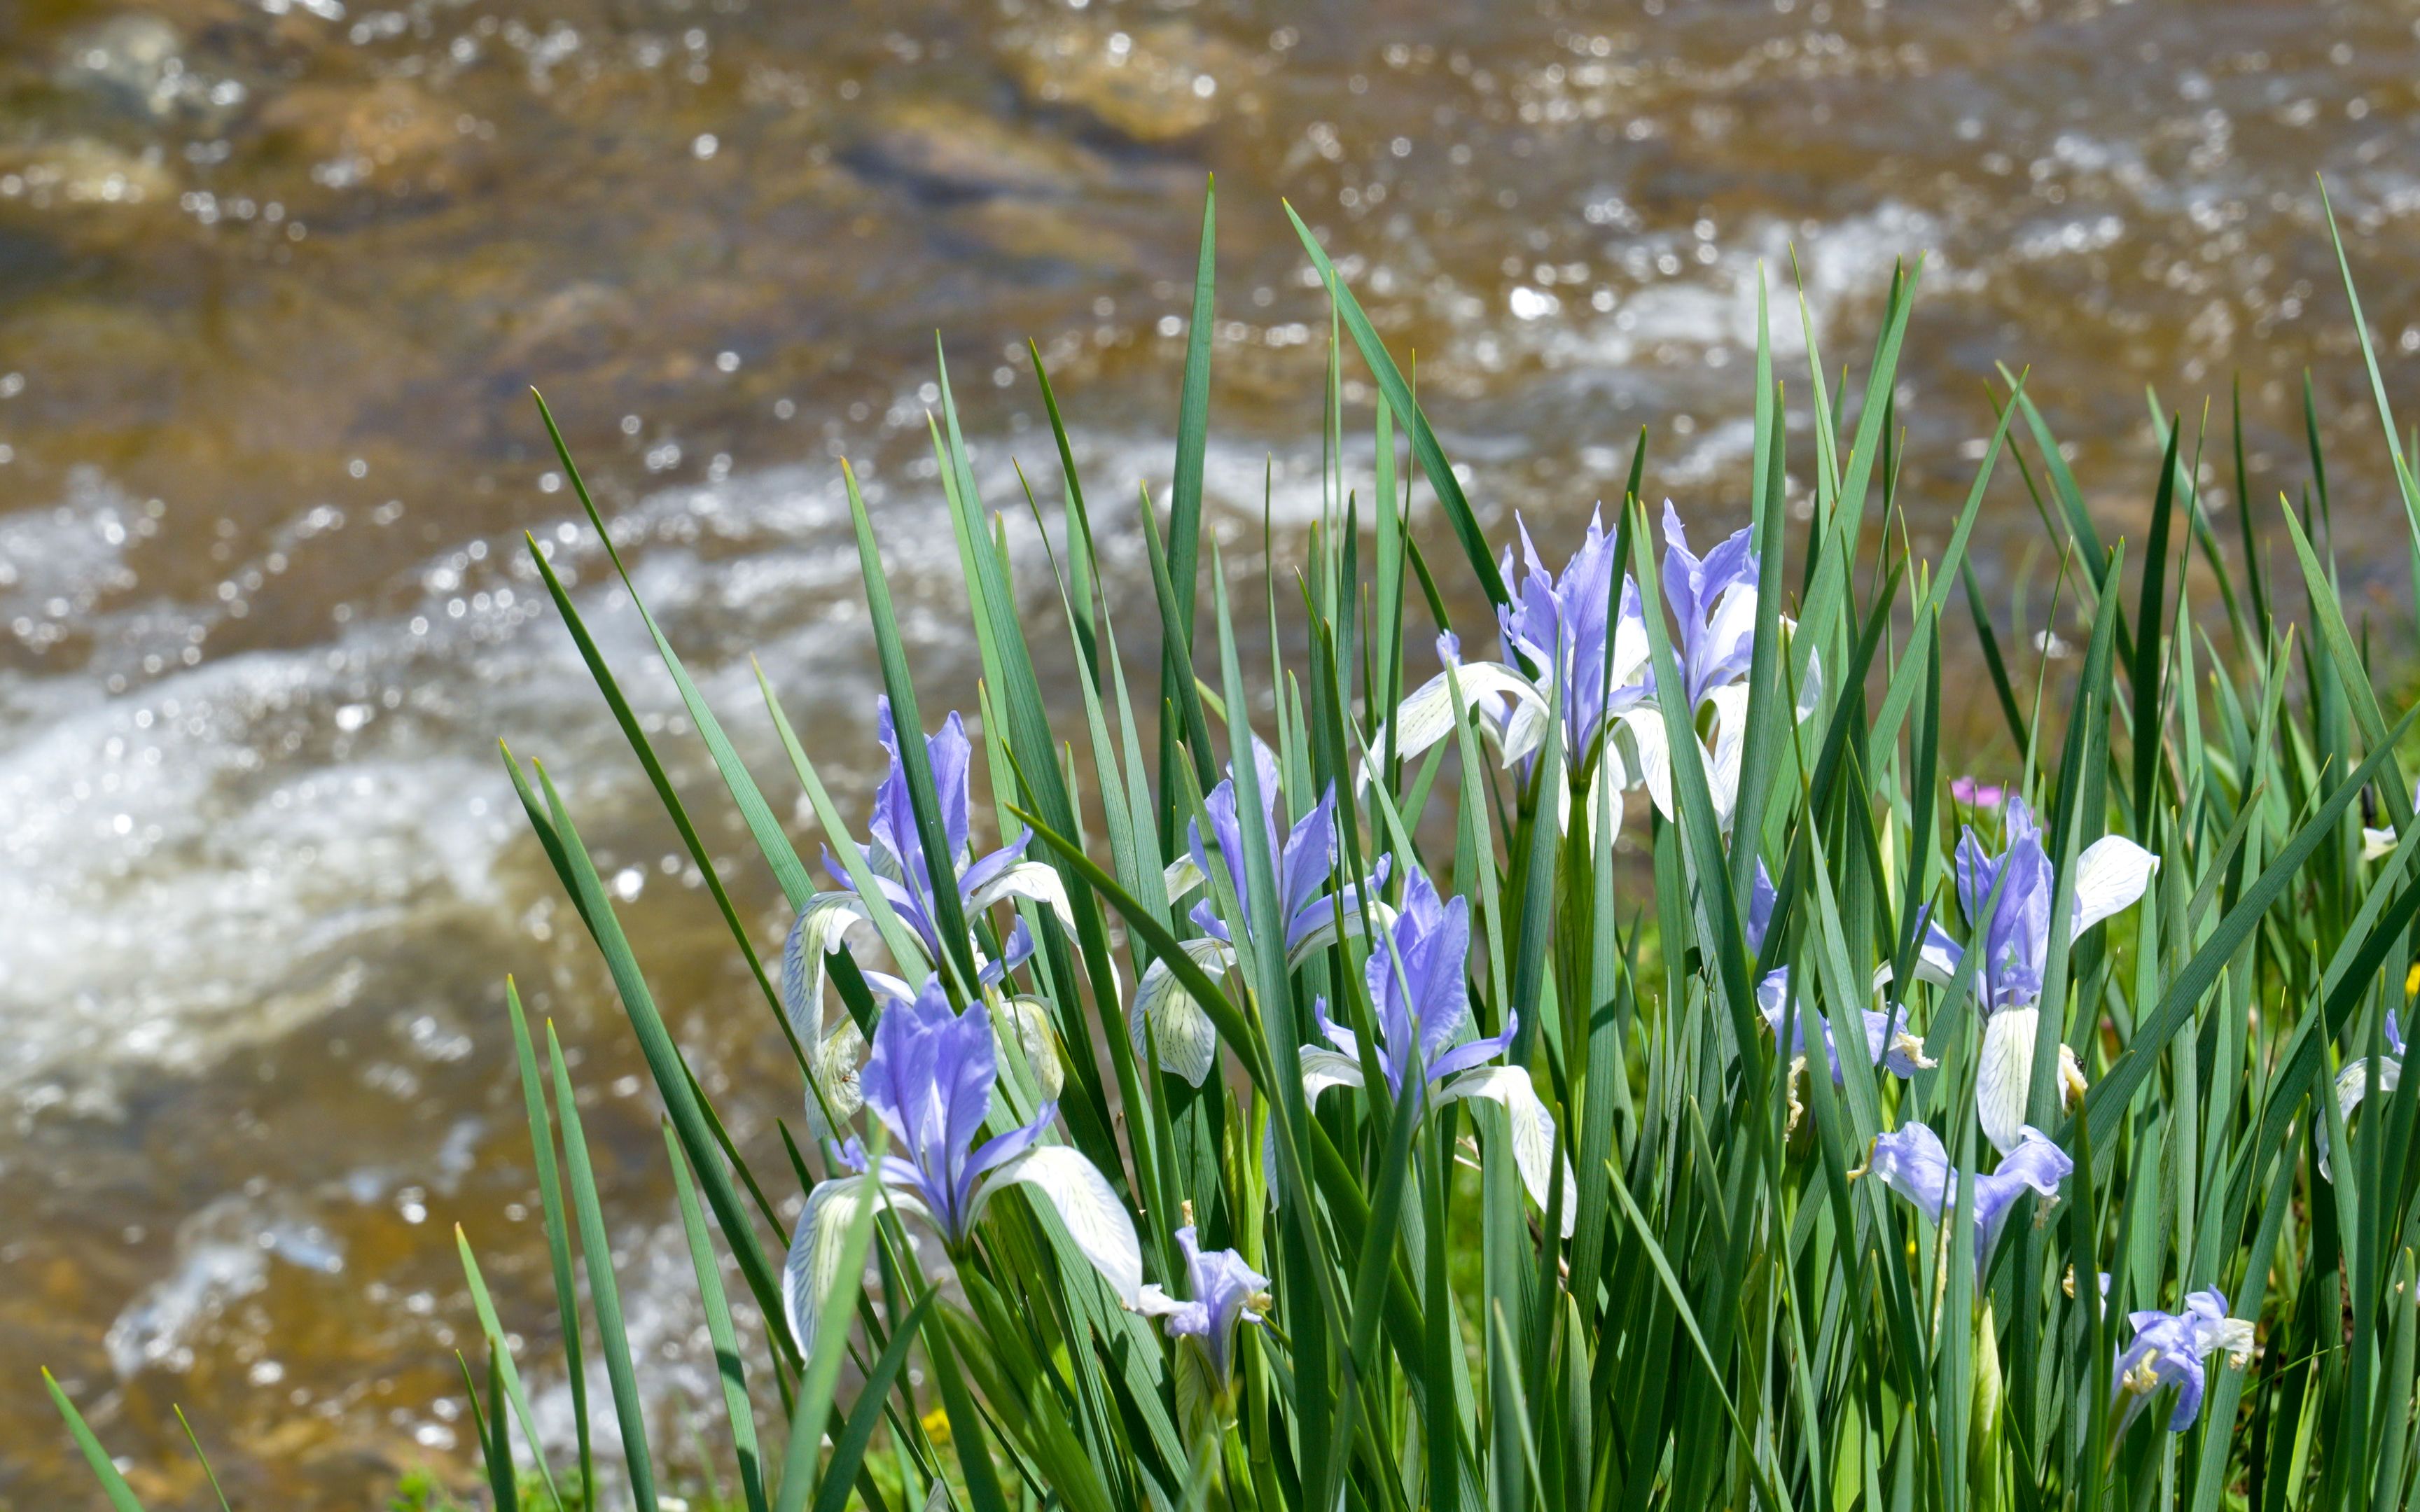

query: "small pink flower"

left=1951, top=776, right=2007, bottom=809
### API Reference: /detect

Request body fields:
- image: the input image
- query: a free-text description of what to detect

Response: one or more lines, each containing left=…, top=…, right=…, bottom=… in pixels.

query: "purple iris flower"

left=1656, top=501, right=1760, bottom=707
left=1134, top=1224, right=1270, bottom=1386
left=828, top=699, right=1031, bottom=966
left=1917, top=796, right=2161, bottom=1015
left=1309, top=870, right=1512, bottom=1095
left=1290, top=867, right=1574, bottom=1233
left=1930, top=798, right=2057, bottom=1011
left=1186, top=741, right=1385, bottom=958
left=1496, top=509, right=1650, bottom=755
left=843, top=975, right=1055, bottom=1247
left=2113, top=1289, right=2254, bottom=1432
left=1863, top=1120, right=2073, bottom=1284
left=782, top=972, right=1142, bottom=1357
left=1913, top=796, right=2159, bottom=1154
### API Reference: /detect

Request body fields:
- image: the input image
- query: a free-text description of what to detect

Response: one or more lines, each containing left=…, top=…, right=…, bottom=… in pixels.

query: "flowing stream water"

left=2, top=0, right=2416, bottom=1502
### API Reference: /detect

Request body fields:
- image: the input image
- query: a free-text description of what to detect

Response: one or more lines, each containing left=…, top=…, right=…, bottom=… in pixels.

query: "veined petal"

left=2318, top=1055, right=2402, bottom=1182
left=1616, top=707, right=1674, bottom=819
left=2070, top=836, right=2160, bottom=938
left=781, top=892, right=875, bottom=1043
left=973, top=1145, right=1143, bottom=1306
left=1163, top=853, right=1206, bottom=904
left=1300, top=1046, right=1368, bottom=1102
left=1128, top=938, right=1235, bottom=1088
left=1498, top=695, right=1552, bottom=766
left=1703, top=681, right=1752, bottom=831
left=1977, top=1007, right=2040, bottom=1157
left=1362, top=663, right=1548, bottom=789
left=996, top=994, right=1065, bottom=1100
left=2363, top=825, right=2399, bottom=861
left=783, top=1175, right=929, bottom=1358
left=1439, top=1065, right=1578, bottom=1238
left=967, top=860, right=1079, bottom=936
left=802, top=1018, right=868, bottom=1142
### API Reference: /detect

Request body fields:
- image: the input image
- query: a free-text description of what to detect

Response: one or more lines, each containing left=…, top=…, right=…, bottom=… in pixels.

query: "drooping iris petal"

left=1129, top=937, right=1239, bottom=1088
left=2069, top=834, right=2160, bottom=934
left=2318, top=1052, right=2404, bottom=1182
left=970, top=1144, right=1143, bottom=1306
left=1866, top=1120, right=2071, bottom=1284
left=1438, top=1064, right=1578, bottom=1237
left=782, top=1172, right=934, bottom=1359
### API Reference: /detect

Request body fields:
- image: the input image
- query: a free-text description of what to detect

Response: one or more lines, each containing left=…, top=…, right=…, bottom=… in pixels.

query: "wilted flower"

left=1134, top=1224, right=1270, bottom=1387
left=1916, top=797, right=2158, bottom=1153
left=781, top=701, right=1073, bottom=1134
left=1861, top=1120, right=2073, bottom=1285
left=2113, top=1289, right=2255, bottom=1434
left=1291, top=870, right=1576, bottom=1234
left=1136, top=741, right=1391, bottom=1086
left=781, top=976, right=1139, bottom=1357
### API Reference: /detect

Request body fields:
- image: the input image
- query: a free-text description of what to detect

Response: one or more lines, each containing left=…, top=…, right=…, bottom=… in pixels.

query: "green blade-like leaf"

left=548, top=1021, right=660, bottom=1511
left=43, top=1371, right=148, bottom=1512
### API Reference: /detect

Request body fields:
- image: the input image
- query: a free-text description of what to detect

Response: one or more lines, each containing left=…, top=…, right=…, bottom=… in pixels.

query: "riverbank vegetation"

left=55, top=183, right=2420, bottom=1511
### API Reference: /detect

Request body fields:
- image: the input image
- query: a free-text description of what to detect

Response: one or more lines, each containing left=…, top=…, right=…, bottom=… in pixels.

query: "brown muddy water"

left=2, top=0, right=2418, bottom=1503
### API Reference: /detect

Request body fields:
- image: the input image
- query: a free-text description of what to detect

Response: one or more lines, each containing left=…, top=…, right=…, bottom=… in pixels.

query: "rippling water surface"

left=4, top=0, right=2418, bottom=1502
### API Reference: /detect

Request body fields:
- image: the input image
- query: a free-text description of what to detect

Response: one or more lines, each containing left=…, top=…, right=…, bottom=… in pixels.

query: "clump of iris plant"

left=116, top=215, right=2414, bottom=1512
